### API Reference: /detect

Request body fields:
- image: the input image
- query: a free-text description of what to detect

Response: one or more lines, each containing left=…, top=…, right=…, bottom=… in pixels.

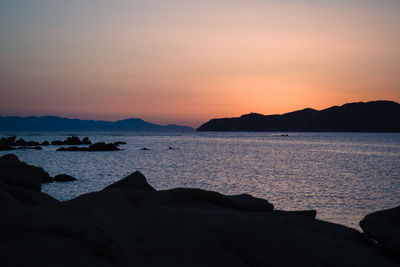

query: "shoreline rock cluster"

left=0, top=136, right=127, bottom=152
left=57, top=142, right=122, bottom=151
left=51, top=136, right=92, bottom=145
left=0, top=136, right=46, bottom=150
left=0, top=154, right=399, bottom=266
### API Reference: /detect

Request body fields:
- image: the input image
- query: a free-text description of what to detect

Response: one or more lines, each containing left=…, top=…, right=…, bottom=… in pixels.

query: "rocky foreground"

left=0, top=154, right=399, bottom=266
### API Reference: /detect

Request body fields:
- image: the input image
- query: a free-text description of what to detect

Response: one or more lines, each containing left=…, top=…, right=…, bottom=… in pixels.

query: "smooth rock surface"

left=360, top=205, right=400, bottom=256
left=0, top=155, right=398, bottom=266
left=103, top=171, right=155, bottom=191
left=0, top=154, right=52, bottom=191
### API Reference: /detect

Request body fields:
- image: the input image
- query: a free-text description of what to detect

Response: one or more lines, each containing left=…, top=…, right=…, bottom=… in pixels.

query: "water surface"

left=1, top=131, right=399, bottom=229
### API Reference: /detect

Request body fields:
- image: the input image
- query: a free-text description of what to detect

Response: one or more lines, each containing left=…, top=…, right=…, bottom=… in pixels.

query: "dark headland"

left=197, top=100, right=400, bottom=132
left=0, top=116, right=194, bottom=132
left=1, top=154, right=400, bottom=266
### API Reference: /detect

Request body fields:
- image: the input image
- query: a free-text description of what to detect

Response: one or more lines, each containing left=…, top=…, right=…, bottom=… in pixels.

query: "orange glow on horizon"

left=0, top=1, right=399, bottom=127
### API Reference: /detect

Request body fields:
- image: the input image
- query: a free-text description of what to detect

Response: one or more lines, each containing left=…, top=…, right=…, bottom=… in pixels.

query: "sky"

left=0, top=0, right=399, bottom=127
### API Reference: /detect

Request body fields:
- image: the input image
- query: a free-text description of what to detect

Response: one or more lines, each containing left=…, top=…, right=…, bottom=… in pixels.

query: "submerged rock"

left=54, top=174, right=77, bottom=182
left=360, top=205, right=400, bottom=257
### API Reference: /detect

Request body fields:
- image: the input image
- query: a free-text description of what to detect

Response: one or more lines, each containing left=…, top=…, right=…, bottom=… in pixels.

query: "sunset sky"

left=1, top=0, right=399, bottom=127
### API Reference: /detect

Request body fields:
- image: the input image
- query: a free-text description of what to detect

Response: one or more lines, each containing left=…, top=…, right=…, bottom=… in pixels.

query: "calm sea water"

left=1, top=131, right=399, bottom=229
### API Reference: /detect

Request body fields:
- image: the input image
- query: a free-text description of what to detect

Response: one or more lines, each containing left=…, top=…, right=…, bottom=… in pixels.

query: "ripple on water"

left=1, top=131, right=399, bottom=229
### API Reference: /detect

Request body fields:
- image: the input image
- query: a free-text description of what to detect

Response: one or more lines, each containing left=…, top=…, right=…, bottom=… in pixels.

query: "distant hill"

left=197, top=101, right=400, bottom=132
left=0, top=116, right=194, bottom=132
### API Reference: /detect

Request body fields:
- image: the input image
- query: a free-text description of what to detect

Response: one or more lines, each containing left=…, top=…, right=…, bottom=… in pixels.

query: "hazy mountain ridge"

left=197, top=100, right=400, bottom=132
left=0, top=116, right=194, bottom=131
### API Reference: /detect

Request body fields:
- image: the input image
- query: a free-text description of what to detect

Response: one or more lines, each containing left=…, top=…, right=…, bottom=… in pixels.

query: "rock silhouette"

left=0, top=136, right=49, bottom=150
left=53, top=174, right=77, bottom=182
left=360, top=205, right=400, bottom=257
left=51, top=136, right=92, bottom=145
left=0, top=154, right=398, bottom=266
left=0, top=136, right=16, bottom=150
left=103, top=171, right=155, bottom=191
left=197, top=100, right=400, bottom=132
left=57, top=142, right=120, bottom=151
left=0, top=154, right=52, bottom=191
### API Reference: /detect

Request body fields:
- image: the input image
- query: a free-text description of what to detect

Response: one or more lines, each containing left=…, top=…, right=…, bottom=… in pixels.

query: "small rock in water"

left=57, top=142, right=120, bottom=151
left=82, top=137, right=92, bottom=144
left=41, top=141, right=50, bottom=146
left=15, top=138, right=26, bottom=146
left=54, top=174, right=77, bottom=182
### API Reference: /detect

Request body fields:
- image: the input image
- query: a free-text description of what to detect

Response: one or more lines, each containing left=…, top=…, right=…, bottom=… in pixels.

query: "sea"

left=1, top=131, right=399, bottom=230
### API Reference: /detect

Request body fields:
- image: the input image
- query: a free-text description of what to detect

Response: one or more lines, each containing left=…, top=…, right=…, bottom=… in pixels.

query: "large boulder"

left=64, top=136, right=82, bottom=145
left=0, top=154, right=52, bottom=191
left=360, top=205, right=400, bottom=256
left=103, top=171, right=156, bottom=191
left=0, top=166, right=398, bottom=266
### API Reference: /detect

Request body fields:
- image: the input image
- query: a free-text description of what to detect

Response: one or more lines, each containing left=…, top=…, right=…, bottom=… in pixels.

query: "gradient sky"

left=1, top=0, right=399, bottom=127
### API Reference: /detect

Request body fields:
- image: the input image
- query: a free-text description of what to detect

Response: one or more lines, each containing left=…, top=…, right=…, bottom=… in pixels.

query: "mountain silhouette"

left=197, top=100, right=400, bottom=132
left=0, top=116, right=194, bottom=132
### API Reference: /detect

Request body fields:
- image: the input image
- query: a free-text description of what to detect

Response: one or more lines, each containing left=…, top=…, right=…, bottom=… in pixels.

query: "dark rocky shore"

left=0, top=136, right=125, bottom=152
left=0, top=154, right=399, bottom=266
